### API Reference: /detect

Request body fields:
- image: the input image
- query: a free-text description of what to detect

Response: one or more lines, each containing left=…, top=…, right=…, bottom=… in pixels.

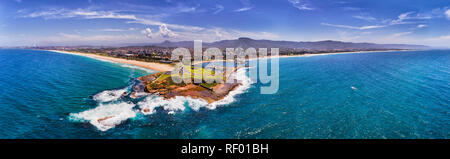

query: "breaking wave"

left=69, top=102, right=137, bottom=131
left=130, top=92, right=149, bottom=99
left=93, top=88, right=128, bottom=103
left=120, top=64, right=155, bottom=73
left=138, top=95, right=209, bottom=115
left=210, top=68, right=253, bottom=108
left=71, top=67, right=253, bottom=131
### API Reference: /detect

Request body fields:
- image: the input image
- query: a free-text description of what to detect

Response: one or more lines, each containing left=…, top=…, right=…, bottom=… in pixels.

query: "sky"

left=0, top=0, right=449, bottom=47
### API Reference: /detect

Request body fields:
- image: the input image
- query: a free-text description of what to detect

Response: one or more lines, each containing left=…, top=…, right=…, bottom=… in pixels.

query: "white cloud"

left=8, top=27, right=280, bottom=46
left=353, top=15, right=376, bottom=21
left=23, top=8, right=137, bottom=20
left=24, top=9, right=65, bottom=18
left=321, top=23, right=386, bottom=30
left=234, top=7, right=253, bottom=12
left=16, top=7, right=281, bottom=45
left=127, top=18, right=204, bottom=32
left=75, top=11, right=137, bottom=20
left=446, top=9, right=450, bottom=19
left=398, top=12, right=413, bottom=20
left=288, top=0, right=314, bottom=11
left=45, top=33, right=148, bottom=45
left=141, top=28, right=153, bottom=38
left=439, top=35, right=450, bottom=39
left=117, top=2, right=200, bottom=15
left=231, top=0, right=254, bottom=12
left=427, top=35, right=450, bottom=40
left=214, top=5, right=224, bottom=14
left=390, top=11, right=432, bottom=25
left=417, top=24, right=427, bottom=28
left=97, top=28, right=131, bottom=32
left=152, top=26, right=279, bottom=42
left=214, top=29, right=280, bottom=41
left=336, top=30, right=360, bottom=41
left=214, top=30, right=223, bottom=40
left=158, top=24, right=176, bottom=38
left=141, top=25, right=176, bottom=39
left=324, top=10, right=438, bottom=31
left=175, top=5, right=198, bottom=13
left=423, top=35, right=450, bottom=47
left=19, top=32, right=132, bottom=46
left=392, top=32, right=412, bottom=37
left=22, top=8, right=204, bottom=32
left=390, top=12, right=414, bottom=24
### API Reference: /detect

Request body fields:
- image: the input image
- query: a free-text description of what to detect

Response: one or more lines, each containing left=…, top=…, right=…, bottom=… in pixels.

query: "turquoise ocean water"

left=0, top=49, right=448, bottom=138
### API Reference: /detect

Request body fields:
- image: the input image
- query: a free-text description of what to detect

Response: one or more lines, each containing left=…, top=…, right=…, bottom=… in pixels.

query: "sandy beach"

left=49, top=50, right=174, bottom=72
left=276, top=49, right=415, bottom=58
left=50, top=49, right=413, bottom=71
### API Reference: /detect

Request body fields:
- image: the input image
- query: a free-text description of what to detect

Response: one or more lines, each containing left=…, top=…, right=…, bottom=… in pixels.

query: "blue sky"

left=0, top=0, right=449, bottom=47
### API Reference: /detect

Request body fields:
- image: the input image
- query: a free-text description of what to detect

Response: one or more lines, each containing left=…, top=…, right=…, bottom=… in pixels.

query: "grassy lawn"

left=153, top=65, right=224, bottom=90
left=182, top=65, right=222, bottom=81
left=200, top=83, right=218, bottom=88
left=156, top=73, right=171, bottom=82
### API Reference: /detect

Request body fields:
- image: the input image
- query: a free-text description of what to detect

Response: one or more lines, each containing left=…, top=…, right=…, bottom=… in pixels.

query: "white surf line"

left=69, top=102, right=137, bottom=131
left=193, top=49, right=418, bottom=65
left=47, top=50, right=172, bottom=72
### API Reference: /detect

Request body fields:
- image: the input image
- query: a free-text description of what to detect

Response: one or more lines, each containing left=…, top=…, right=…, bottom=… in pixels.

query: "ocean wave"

left=138, top=95, right=209, bottom=115
left=93, top=88, right=128, bottom=103
left=69, top=102, right=137, bottom=131
left=72, top=68, right=253, bottom=131
left=130, top=92, right=149, bottom=99
left=209, top=68, right=253, bottom=108
left=120, top=64, right=155, bottom=73
left=95, top=58, right=119, bottom=64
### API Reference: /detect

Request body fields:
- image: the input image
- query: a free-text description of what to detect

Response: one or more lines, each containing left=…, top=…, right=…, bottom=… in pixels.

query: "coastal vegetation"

left=31, top=37, right=426, bottom=66
left=137, top=64, right=240, bottom=106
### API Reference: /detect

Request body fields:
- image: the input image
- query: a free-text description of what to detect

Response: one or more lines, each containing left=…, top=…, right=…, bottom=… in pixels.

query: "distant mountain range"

left=146, top=37, right=429, bottom=50
left=9, top=37, right=430, bottom=51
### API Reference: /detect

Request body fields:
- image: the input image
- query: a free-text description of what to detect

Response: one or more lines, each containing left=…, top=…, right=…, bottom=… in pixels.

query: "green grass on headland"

left=153, top=64, right=224, bottom=89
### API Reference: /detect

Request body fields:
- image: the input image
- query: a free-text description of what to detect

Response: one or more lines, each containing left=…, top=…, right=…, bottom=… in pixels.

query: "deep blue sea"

left=0, top=49, right=448, bottom=139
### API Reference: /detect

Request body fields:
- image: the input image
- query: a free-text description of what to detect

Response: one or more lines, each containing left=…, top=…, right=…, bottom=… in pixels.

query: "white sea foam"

left=209, top=68, right=253, bottom=108
left=138, top=95, right=209, bottom=115
left=69, top=102, right=137, bottom=131
left=120, top=64, right=155, bottom=73
left=72, top=68, right=253, bottom=131
left=93, top=88, right=128, bottom=103
left=95, top=58, right=119, bottom=64
left=130, top=92, right=149, bottom=99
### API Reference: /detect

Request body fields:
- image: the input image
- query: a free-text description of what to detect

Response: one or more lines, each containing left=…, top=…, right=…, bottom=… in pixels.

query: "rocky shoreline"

left=134, top=72, right=241, bottom=108
left=133, top=67, right=242, bottom=113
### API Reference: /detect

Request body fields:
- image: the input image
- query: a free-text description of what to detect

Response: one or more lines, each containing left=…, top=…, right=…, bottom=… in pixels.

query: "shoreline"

left=48, top=49, right=415, bottom=71
left=273, top=49, right=418, bottom=59
left=48, top=50, right=174, bottom=72
left=195, top=49, right=416, bottom=64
